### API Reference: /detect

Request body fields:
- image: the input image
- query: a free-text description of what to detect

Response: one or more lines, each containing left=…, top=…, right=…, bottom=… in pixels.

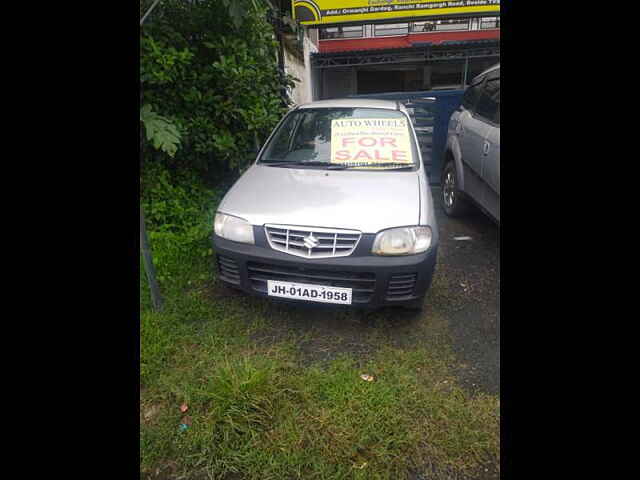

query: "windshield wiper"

left=332, top=163, right=415, bottom=170
left=261, top=161, right=415, bottom=170
left=261, top=161, right=346, bottom=169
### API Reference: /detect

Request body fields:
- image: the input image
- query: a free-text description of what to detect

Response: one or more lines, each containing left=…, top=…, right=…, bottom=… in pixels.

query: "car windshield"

left=258, top=107, right=419, bottom=170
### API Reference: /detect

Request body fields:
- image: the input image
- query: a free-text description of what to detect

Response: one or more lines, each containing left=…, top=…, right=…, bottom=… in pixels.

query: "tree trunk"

left=140, top=207, right=164, bottom=311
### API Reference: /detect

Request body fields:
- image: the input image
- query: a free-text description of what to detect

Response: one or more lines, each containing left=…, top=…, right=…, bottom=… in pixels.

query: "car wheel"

left=441, top=161, right=470, bottom=217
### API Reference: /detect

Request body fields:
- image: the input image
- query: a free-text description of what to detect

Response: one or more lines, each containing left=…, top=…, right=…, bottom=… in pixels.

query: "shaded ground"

left=429, top=186, right=500, bottom=395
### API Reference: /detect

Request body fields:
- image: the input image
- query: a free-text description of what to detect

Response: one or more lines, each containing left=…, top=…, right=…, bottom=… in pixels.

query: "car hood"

left=218, top=164, right=421, bottom=234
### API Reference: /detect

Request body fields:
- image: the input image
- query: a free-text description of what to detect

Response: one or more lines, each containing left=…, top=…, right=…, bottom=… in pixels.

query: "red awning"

left=319, top=30, right=499, bottom=54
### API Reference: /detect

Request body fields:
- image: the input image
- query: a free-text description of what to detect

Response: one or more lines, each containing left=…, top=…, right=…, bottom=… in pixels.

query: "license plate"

left=267, top=280, right=352, bottom=305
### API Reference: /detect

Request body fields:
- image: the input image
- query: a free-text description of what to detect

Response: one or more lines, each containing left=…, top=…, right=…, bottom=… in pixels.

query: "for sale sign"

left=330, top=118, right=414, bottom=167
left=293, top=0, right=500, bottom=26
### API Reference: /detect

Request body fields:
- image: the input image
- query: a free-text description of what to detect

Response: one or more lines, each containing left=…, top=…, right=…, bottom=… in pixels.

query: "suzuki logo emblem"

left=303, top=234, right=320, bottom=249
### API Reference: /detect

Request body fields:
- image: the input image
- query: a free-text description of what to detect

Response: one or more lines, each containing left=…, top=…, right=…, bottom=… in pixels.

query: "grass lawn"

left=140, top=187, right=499, bottom=480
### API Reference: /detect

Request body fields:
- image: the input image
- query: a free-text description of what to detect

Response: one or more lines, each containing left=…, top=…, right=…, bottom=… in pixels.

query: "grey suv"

left=442, top=64, right=500, bottom=223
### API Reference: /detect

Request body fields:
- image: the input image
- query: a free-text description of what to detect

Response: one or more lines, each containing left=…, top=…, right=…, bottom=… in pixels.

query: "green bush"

left=140, top=0, right=296, bottom=176
left=141, top=163, right=213, bottom=239
left=141, top=162, right=222, bottom=287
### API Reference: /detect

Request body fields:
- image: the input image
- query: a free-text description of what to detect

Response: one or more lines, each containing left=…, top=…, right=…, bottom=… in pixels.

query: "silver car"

left=213, top=99, right=439, bottom=310
left=442, top=64, right=500, bottom=223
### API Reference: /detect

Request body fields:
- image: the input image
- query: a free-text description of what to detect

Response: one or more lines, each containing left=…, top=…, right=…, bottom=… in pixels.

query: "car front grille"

left=216, top=255, right=240, bottom=285
left=247, top=262, right=375, bottom=303
left=386, top=273, right=417, bottom=300
left=264, top=224, right=361, bottom=259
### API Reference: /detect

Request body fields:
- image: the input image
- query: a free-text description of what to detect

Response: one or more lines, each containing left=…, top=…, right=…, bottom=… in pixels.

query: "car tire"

left=441, top=160, right=470, bottom=217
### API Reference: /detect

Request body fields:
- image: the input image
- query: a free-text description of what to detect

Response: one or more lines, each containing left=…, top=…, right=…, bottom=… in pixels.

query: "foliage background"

left=140, top=0, right=296, bottom=179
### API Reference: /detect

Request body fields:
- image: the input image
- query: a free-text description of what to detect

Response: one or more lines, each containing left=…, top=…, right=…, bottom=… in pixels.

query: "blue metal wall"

left=350, top=89, right=464, bottom=184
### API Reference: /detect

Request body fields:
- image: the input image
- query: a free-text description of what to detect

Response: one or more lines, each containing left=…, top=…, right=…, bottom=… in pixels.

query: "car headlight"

left=214, top=212, right=255, bottom=244
left=372, top=226, right=432, bottom=255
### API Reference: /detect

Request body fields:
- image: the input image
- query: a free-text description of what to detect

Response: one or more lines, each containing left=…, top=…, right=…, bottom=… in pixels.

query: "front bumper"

left=212, top=228, right=438, bottom=309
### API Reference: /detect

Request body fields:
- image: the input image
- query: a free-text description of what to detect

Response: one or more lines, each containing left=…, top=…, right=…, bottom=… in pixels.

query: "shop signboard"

left=292, top=0, right=500, bottom=26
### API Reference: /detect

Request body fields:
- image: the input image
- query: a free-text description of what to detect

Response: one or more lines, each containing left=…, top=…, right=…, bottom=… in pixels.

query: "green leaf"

left=140, top=104, right=182, bottom=158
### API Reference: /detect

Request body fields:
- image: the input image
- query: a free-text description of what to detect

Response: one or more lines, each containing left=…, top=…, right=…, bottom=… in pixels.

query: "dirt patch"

left=140, top=401, right=166, bottom=427
left=410, top=459, right=499, bottom=480
left=249, top=301, right=383, bottom=367
left=205, top=280, right=245, bottom=300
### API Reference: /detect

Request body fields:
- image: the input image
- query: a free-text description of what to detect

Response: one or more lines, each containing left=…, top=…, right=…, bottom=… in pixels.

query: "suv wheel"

left=441, top=161, right=470, bottom=217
